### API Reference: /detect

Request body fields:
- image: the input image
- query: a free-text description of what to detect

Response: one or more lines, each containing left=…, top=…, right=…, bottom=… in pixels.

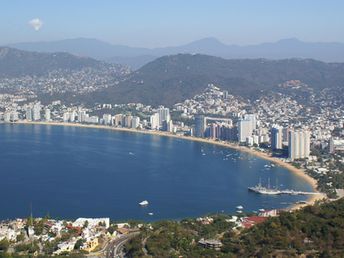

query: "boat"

left=148, top=212, right=154, bottom=216
left=139, top=200, right=149, bottom=206
left=296, top=201, right=307, bottom=204
left=248, top=178, right=317, bottom=196
left=248, top=178, right=281, bottom=195
left=236, top=205, right=244, bottom=210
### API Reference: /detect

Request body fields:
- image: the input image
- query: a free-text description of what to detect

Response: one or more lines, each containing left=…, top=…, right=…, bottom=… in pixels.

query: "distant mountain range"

left=0, top=47, right=113, bottom=77
left=81, top=54, right=344, bottom=106
left=1, top=47, right=344, bottom=107
left=7, top=37, right=344, bottom=69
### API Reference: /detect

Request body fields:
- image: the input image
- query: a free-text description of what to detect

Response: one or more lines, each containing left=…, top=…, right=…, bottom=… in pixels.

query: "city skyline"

left=1, top=1, right=344, bottom=256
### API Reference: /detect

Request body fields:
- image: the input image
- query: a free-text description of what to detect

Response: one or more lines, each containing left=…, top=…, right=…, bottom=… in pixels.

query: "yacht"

left=139, top=200, right=149, bottom=206
left=248, top=178, right=281, bottom=195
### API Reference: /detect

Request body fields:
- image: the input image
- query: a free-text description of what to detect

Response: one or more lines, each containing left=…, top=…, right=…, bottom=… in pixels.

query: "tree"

left=74, top=239, right=85, bottom=250
left=0, top=239, right=10, bottom=252
left=107, top=225, right=118, bottom=235
left=83, top=220, right=88, bottom=229
left=16, top=232, right=25, bottom=242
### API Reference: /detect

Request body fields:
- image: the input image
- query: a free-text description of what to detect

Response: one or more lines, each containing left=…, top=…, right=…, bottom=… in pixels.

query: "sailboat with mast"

left=248, top=178, right=281, bottom=195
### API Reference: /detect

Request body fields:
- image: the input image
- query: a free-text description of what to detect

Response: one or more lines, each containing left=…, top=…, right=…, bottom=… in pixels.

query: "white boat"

left=139, top=200, right=149, bottom=206
left=236, top=205, right=244, bottom=210
left=148, top=212, right=154, bottom=216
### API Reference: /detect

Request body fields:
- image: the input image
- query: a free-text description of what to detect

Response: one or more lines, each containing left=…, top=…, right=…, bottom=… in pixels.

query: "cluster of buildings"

left=329, top=138, right=344, bottom=153
left=0, top=96, right=181, bottom=133
left=195, top=112, right=311, bottom=161
left=196, top=208, right=278, bottom=250
left=0, top=66, right=130, bottom=95
left=61, top=106, right=176, bottom=132
left=0, top=217, right=133, bottom=256
left=1, top=81, right=344, bottom=195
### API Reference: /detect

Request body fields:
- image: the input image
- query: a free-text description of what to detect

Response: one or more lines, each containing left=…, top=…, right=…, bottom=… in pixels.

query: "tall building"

left=45, top=109, right=51, bottom=121
left=78, top=111, right=87, bottom=123
left=238, top=119, right=252, bottom=142
left=282, top=127, right=290, bottom=144
left=194, top=115, right=206, bottom=137
left=166, top=120, right=174, bottom=133
left=124, top=115, right=133, bottom=128
left=244, top=114, right=257, bottom=130
left=26, top=107, right=32, bottom=121
left=69, top=111, right=77, bottom=122
left=32, top=103, right=41, bottom=121
left=158, top=107, right=170, bottom=125
left=103, top=114, right=112, bottom=125
left=63, top=112, right=70, bottom=122
left=209, top=123, right=219, bottom=139
left=113, top=114, right=123, bottom=126
left=150, top=113, right=159, bottom=130
left=288, top=129, right=311, bottom=160
left=131, top=116, right=140, bottom=129
left=3, top=112, right=11, bottom=122
left=238, top=114, right=257, bottom=143
left=271, top=125, right=283, bottom=150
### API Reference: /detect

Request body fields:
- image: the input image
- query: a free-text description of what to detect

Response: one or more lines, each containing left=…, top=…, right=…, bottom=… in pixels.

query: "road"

left=106, top=232, right=140, bottom=258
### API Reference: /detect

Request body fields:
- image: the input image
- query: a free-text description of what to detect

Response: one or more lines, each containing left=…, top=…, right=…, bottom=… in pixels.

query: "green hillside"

left=125, top=198, right=344, bottom=257
left=88, top=54, right=344, bottom=106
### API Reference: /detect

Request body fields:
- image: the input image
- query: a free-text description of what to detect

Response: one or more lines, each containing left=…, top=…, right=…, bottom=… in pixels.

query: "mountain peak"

left=185, top=37, right=225, bottom=47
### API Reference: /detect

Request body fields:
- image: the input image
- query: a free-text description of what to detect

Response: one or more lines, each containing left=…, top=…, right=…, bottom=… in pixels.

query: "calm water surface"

left=0, top=124, right=312, bottom=221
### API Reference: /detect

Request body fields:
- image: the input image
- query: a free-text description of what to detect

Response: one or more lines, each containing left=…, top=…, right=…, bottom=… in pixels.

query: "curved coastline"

left=11, top=121, right=326, bottom=210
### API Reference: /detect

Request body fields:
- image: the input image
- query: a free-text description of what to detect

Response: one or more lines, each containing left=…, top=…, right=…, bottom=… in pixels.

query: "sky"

left=1, top=0, right=344, bottom=47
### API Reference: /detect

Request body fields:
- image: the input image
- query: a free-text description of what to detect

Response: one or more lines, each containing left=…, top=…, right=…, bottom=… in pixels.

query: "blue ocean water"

left=0, top=124, right=312, bottom=221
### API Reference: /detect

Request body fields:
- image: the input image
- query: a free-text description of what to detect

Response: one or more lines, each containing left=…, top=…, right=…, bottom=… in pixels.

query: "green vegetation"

left=306, top=152, right=344, bottom=198
left=0, top=47, right=109, bottom=78
left=14, top=241, right=39, bottom=254
left=0, top=239, right=10, bottom=252
left=170, top=111, right=193, bottom=126
left=125, top=198, right=344, bottom=257
left=0, top=254, right=85, bottom=258
left=88, top=54, right=344, bottom=106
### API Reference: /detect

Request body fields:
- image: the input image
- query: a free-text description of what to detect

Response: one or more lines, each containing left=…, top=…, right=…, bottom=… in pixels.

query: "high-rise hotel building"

left=194, top=115, right=206, bottom=137
left=271, top=125, right=283, bottom=150
left=238, top=114, right=257, bottom=143
left=288, top=129, right=311, bottom=160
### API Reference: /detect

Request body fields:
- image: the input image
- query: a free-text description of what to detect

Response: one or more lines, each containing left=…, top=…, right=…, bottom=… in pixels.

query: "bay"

left=0, top=124, right=312, bottom=221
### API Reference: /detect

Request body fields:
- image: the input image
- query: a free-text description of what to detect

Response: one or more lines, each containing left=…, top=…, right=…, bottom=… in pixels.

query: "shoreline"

left=9, top=121, right=326, bottom=211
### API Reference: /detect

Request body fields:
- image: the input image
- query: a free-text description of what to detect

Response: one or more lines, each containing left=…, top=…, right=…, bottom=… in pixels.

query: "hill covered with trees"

left=0, top=47, right=117, bottom=78
left=88, top=54, right=344, bottom=106
left=125, top=198, right=344, bottom=257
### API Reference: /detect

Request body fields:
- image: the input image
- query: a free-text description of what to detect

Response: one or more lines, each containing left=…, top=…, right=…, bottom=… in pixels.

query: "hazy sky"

left=1, top=0, right=343, bottom=47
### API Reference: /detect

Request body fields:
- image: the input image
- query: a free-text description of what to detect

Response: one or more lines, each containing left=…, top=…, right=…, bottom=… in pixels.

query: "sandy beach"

left=12, top=121, right=326, bottom=210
